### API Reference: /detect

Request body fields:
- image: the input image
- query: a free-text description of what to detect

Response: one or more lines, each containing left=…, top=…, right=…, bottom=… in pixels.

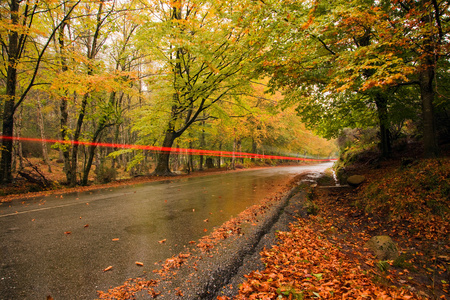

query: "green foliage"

left=276, top=286, right=304, bottom=299
left=376, top=260, right=390, bottom=272
left=251, top=0, right=449, bottom=158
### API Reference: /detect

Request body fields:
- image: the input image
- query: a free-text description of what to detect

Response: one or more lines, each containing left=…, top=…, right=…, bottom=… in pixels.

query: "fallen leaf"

left=112, top=238, right=119, bottom=241
left=64, top=231, right=71, bottom=235
left=204, top=219, right=209, bottom=222
left=84, top=224, right=89, bottom=228
left=203, top=228, right=208, bottom=232
left=135, top=261, right=144, bottom=267
left=103, top=266, right=113, bottom=272
left=158, top=239, right=167, bottom=244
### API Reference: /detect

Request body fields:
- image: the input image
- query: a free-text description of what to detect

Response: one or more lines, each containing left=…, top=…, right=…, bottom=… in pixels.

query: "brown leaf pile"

left=229, top=218, right=420, bottom=299
left=96, top=278, right=160, bottom=299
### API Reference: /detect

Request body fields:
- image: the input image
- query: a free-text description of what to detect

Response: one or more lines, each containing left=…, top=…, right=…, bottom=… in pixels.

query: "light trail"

left=0, top=136, right=334, bottom=162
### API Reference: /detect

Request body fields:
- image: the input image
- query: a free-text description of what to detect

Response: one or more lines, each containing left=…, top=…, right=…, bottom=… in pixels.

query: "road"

left=0, top=163, right=333, bottom=299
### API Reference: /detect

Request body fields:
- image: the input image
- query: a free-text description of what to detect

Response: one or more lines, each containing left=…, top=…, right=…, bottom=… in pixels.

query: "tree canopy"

left=1, top=0, right=448, bottom=185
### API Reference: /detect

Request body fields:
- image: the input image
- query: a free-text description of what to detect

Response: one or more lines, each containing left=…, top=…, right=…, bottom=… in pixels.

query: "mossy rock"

left=364, top=235, right=399, bottom=260
left=347, top=175, right=366, bottom=187
left=304, top=200, right=319, bottom=215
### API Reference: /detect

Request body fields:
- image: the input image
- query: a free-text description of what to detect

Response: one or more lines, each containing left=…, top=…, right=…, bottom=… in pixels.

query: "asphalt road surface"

left=0, top=163, right=333, bottom=299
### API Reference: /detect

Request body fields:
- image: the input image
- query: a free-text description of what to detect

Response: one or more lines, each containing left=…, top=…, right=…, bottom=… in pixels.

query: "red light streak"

left=0, top=136, right=334, bottom=162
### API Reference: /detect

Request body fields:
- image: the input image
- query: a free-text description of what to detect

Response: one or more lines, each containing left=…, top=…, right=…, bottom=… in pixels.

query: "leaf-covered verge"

left=362, top=159, right=449, bottom=224
left=224, top=156, right=449, bottom=299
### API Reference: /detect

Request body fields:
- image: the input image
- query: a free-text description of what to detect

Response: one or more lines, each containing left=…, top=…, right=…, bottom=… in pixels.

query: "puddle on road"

left=124, top=223, right=158, bottom=235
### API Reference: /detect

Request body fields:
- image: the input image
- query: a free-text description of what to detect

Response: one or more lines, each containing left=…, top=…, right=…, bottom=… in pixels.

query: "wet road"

left=0, top=163, right=332, bottom=299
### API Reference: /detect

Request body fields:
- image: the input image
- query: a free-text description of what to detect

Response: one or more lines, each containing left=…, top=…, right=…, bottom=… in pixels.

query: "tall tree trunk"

left=37, top=100, right=52, bottom=172
left=188, top=140, right=194, bottom=173
left=58, top=22, right=73, bottom=184
left=111, top=124, right=120, bottom=169
left=153, top=130, right=177, bottom=176
left=0, top=0, right=19, bottom=184
left=82, top=132, right=101, bottom=186
left=217, top=141, right=222, bottom=168
left=374, top=94, right=392, bottom=158
left=199, top=121, right=205, bottom=170
left=14, top=106, right=24, bottom=172
left=231, top=137, right=237, bottom=170
left=81, top=92, right=116, bottom=185
left=251, top=138, right=257, bottom=162
left=60, top=94, right=72, bottom=183
left=419, top=61, right=439, bottom=158
left=68, top=94, right=89, bottom=186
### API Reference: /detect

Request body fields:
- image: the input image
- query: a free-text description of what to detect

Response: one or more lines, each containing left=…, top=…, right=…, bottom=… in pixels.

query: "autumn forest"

left=0, top=0, right=449, bottom=187
left=1, top=1, right=450, bottom=299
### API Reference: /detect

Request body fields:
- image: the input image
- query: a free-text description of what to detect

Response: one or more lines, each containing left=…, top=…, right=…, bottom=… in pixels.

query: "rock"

left=304, top=200, right=319, bottom=215
left=347, top=175, right=365, bottom=187
left=364, top=236, right=399, bottom=260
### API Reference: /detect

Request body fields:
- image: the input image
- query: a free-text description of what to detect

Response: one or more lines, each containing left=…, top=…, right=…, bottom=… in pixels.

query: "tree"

left=253, top=0, right=449, bottom=158
left=0, top=0, right=80, bottom=184
left=136, top=0, right=267, bottom=175
left=48, top=0, right=139, bottom=186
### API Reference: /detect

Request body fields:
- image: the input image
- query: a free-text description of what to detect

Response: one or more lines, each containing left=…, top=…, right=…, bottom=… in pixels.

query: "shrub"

left=95, top=163, right=117, bottom=184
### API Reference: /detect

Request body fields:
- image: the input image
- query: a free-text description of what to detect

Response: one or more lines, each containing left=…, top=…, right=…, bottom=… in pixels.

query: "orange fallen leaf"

left=84, top=224, right=89, bottom=228
left=64, top=231, right=71, bottom=235
left=158, top=239, right=167, bottom=244
left=189, top=241, right=196, bottom=244
left=135, top=261, right=144, bottom=267
left=112, top=238, right=119, bottom=241
left=103, top=266, right=113, bottom=272
left=203, top=228, right=208, bottom=232
left=204, top=219, right=209, bottom=222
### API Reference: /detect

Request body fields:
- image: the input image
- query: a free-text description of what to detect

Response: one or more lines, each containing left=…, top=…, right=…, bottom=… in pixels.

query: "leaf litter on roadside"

left=230, top=218, right=420, bottom=299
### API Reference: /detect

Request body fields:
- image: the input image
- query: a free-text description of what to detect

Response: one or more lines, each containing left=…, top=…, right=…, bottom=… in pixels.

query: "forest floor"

left=226, top=146, right=450, bottom=300
left=229, top=159, right=449, bottom=299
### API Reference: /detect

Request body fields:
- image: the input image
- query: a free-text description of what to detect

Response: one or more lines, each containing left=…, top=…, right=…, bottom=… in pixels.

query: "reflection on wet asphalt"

left=0, top=163, right=333, bottom=299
